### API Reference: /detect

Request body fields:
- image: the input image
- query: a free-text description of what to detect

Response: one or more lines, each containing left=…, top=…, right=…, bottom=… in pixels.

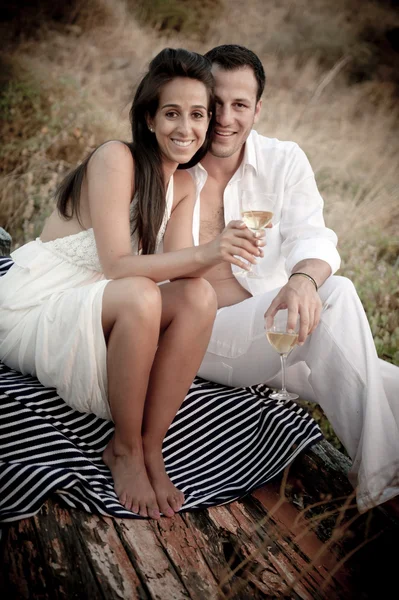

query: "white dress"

left=0, top=178, right=174, bottom=421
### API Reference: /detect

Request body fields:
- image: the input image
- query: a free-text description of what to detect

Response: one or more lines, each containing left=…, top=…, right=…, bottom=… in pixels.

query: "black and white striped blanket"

left=0, top=257, right=322, bottom=522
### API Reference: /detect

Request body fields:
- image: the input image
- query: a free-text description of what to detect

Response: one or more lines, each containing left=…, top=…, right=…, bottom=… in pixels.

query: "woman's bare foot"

left=102, top=436, right=160, bottom=519
left=143, top=446, right=185, bottom=518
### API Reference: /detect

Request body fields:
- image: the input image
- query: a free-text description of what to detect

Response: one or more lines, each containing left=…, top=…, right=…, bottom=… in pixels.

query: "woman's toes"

left=159, top=499, right=175, bottom=518
left=139, top=503, right=148, bottom=518
left=131, top=500, right=139, bottom=514
left=124, top=497, right=133, bottom=511
left=148, top=504, right=161, bottom=520
left=170, top=491, right=184, bottom=512
left=169, top=498, right=180, bottom=513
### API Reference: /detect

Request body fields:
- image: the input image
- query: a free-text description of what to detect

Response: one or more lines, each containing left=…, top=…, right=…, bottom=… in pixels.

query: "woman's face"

left=148, top=77, right=210, bottom=168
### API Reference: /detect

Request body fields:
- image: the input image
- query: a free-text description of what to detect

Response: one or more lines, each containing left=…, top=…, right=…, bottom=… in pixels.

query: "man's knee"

left=320, top=275, right=357, bottom=298
left=318, top=275, right=364, bottom=327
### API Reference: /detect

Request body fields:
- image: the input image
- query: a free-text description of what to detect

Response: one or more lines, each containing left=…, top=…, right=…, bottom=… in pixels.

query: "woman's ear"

left=145, top=114, right=154, bottom=133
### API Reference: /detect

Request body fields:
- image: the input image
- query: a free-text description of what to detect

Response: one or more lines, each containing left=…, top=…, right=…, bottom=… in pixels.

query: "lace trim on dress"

left=37, top=230, right=103, bottom=272
left=37, top=175, right=174, bottom=272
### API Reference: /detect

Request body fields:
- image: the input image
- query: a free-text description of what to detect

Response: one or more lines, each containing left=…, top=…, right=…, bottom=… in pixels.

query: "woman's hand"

left=200, top=220, right=267, bottom=271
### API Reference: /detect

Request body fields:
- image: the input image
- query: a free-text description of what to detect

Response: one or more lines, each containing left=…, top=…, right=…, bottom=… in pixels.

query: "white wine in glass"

left=241, top=210, right=274, bottom=231
left=265, top=310, right=299, bottom=400
left=236, top=190, right=274, bottom=278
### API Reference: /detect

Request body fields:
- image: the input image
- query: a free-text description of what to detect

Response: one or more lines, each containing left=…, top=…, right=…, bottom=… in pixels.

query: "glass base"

left=269, top=389, right=299, bottom=401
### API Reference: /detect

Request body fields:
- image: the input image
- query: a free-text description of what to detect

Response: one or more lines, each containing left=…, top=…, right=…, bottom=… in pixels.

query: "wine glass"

left=235, top=190, right=274, bottom=278
left=265, top=309, right=299, bottom=400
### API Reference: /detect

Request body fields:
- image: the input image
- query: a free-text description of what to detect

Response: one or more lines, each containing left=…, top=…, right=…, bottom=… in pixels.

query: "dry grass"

left=214, top=460, right=398, bottom=598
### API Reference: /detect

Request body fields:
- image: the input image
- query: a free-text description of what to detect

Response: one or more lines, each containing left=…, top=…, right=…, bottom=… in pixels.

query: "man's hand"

left=265, top=276, right=322, bottom=344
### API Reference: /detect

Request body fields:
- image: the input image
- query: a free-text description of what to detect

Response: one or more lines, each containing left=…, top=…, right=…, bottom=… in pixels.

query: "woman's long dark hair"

left=56, top=48, right=215, bottom=255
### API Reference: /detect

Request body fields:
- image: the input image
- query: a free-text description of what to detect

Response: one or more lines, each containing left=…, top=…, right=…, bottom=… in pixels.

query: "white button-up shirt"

left=189, top=130, right=341, bottom=296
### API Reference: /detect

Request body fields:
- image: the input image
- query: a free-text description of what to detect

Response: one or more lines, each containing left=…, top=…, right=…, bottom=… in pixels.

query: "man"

left=188, top=44, right=399, bottom=513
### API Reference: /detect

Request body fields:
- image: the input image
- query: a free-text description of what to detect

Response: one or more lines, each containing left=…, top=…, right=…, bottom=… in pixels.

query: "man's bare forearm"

left=290, top=258, right=332, bottom=289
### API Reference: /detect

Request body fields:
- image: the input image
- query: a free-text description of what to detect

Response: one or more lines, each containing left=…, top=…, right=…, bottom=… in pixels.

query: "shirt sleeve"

left=280, top=144, right=341, bottom=276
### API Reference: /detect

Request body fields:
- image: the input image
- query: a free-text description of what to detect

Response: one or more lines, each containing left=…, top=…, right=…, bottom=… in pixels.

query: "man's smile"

left=214, top=130, right=236, bottom=137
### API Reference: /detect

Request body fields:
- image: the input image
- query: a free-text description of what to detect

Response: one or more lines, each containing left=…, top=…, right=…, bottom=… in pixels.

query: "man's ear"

left=253, top=99, right=262, bottom=124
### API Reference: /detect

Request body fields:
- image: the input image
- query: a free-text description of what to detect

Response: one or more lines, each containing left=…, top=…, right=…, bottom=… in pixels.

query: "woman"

left=0, top=48, right=261, bottom=519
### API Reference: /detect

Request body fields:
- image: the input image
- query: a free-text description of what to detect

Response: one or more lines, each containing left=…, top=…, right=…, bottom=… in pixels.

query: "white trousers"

left=198, top=276, right=399, bottom=512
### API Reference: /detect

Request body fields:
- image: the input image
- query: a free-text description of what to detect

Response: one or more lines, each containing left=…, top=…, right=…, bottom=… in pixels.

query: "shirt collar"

left=192, top=129, right=258, bottom=186
left=227, top=131, right=258, bottom=186
left=191, top=161, right=208, bottom=192
left=242, top=130, right=258, bottom=175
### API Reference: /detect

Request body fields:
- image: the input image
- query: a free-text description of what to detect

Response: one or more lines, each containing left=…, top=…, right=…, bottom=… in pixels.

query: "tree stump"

left=1, top=440, right=397, bottom=599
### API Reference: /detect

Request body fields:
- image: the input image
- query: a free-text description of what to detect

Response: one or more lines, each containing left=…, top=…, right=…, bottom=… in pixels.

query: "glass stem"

left=280, top=353, right=288, bottom=393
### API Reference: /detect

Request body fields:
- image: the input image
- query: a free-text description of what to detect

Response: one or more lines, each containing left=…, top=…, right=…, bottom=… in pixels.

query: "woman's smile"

left=171, top=139, right=194, bottom=147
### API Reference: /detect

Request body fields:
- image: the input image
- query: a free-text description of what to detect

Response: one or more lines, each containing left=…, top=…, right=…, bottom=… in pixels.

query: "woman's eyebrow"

left=160, top=103, right=207, bottom=110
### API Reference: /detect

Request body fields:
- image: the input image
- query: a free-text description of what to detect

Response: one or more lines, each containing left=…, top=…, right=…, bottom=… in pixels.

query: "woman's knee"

left=122, top=277, right=161, bottom=317
left=178, top=278, right=217, bottom=319
left=103, top=277, right=161, bottom=330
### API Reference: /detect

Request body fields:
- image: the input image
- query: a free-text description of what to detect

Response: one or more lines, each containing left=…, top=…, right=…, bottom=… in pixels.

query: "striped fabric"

left=0, top=257, right=322, bottom=522
left=0, top=257, right=13, bottom=276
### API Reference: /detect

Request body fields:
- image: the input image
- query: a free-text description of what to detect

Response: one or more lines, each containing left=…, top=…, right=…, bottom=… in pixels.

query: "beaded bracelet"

left=288, top=272, right=318, bottom=291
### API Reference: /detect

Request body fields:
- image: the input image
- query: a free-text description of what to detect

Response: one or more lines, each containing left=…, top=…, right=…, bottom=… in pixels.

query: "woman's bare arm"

left=87, top=142, right=260, bottom=282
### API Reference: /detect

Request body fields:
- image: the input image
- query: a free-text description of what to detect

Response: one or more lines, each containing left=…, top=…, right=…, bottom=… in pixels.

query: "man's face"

left=210, top=65, right=262, bottom=159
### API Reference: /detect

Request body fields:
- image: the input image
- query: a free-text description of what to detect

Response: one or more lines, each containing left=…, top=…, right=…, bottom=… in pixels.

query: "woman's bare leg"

left=142, top=278, right=217, bottom=517
left=101, top=276, right=216, bottom=519
left=101, top=277, right=162, bottom=519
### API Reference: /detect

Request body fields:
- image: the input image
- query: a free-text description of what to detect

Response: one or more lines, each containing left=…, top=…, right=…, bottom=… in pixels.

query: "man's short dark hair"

left=204, top=44, right=266, bottom=102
